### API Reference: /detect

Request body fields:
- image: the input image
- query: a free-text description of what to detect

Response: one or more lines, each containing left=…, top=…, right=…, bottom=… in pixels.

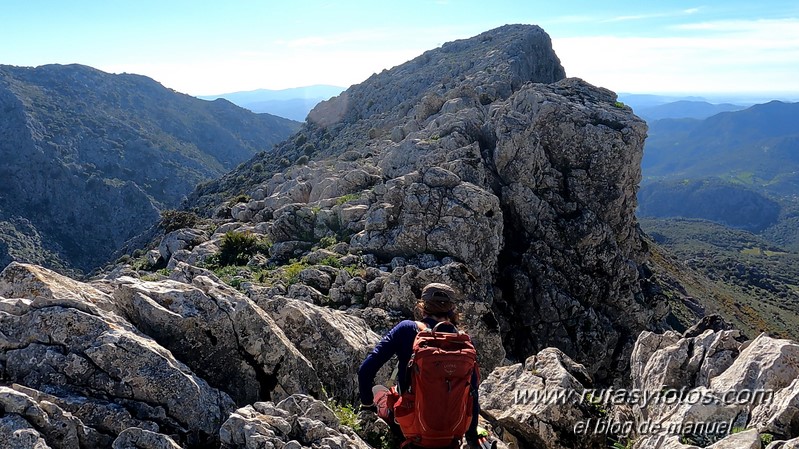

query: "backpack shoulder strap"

left=431, top=320, right=459, bottom=334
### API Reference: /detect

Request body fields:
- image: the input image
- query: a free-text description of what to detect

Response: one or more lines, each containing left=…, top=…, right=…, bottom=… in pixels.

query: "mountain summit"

left=0, top=64, right=299, bottom=274
left=187, top=24, right=661, bottom=382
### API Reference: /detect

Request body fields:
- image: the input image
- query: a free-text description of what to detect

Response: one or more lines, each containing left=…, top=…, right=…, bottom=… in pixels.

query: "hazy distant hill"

left=0, top=64, right=300, bottom=274
left=642, top=101, right=799, bottom=195
left=638, top=178, right=782, bottom=232
left=199, top=85, right=345, bottom=121
left=634, top=100, right=744, bottom=121
left=618, top=93, right=707, bottom=110
left=638, top=100, right=799, bottom=251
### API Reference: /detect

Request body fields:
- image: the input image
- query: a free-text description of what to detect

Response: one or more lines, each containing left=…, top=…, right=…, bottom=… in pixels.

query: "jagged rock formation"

left=626, top=326, right=799, bottom=448
left=0, top=264, right=237, bottom=448
left=0, top=64, right=300, bottom=274
left=220, top=395, right=371, bottom=449
left=473, top=322, right=799, bottom=449
left=0, top=262, right=387, bottom=448
left=185, top=24, right=665, bottom=382
left=480, top=348, right=602, bottom=449
left=112, top=264, right=325, bottom=405
left=7, top=24, right=791, bottom=449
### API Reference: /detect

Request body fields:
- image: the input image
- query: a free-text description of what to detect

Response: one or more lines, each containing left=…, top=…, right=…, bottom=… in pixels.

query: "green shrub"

left=318, top=235, right=338, bottom=248
left=344, top=264, right=366, bottom=278
left=328, top=400, right=359, bottom=430
left=131, top=257, right=151, bottom=271
left=212, top=265, right=252, bottom=290
left=610, top=437, right=635, bottom=449
left=335, top=193, right=360, bottom=205
left=319, top=256, right=342, bottom=268
left=282, top=260, right=309, bottom=285
left=228, top=194, right=251, bottom=206
left=219, top=231, right=259, bottom=266
left=159, top=209, right=199, bottom=233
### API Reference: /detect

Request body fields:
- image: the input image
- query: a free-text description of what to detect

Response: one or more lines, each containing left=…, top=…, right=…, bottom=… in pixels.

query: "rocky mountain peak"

left=187, top=24, right=657, bottom=383
left=308, top=24, right=565, bottom=128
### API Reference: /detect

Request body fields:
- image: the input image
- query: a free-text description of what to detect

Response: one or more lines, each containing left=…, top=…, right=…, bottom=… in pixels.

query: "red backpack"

left=392, top=321, right=479, bottom=448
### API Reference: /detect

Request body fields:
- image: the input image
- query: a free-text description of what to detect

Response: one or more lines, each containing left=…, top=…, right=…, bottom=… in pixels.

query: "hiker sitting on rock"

left=358, top=282, right=482, bottom=449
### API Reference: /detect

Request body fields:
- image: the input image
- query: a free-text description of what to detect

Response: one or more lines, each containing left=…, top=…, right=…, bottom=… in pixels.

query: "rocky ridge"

left=186, top=24, right=664, bottom=382
left=3, top=23, right=797, bottom=449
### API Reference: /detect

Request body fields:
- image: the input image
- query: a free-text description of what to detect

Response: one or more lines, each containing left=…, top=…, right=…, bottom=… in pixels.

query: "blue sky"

left=1, top=0, right=797, bottom=97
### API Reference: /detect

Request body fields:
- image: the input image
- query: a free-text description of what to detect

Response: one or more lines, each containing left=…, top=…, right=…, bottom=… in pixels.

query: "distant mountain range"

left=638, top=100, right=799, bottom=241
left=642, top=101, right=799, bottom=194
left=199, top=85, right=345, bottom=121
left=632, top=100, right=745, bottom=121
left=0, top=64, right=300, bottom=274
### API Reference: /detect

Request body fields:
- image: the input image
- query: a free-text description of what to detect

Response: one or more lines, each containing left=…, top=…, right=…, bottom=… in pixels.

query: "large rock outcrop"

left=185, top=24, right=662, bottom=382
left=113, top=263, right=324, bottom=405
left=480, top=348, right=602, bottom=449
left=0, top=263, right=237, bottom=448
left=256, top=295, right=385, bottom=405
left=627, top=328, right=799, bottom=448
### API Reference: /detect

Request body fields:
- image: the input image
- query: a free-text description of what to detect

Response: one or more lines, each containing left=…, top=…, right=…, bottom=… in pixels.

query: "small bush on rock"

left=159, top=210, right=199, bottom=233
left=218, top=231, right=270, bottom=266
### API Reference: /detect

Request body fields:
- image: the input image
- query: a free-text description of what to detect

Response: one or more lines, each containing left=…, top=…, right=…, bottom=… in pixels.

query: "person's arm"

left=358, top=322, right=405, bottom=406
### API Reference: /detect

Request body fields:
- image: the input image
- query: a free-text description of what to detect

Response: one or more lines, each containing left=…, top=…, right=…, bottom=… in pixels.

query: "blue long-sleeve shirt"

left=358, top=317, right=480, bottom=440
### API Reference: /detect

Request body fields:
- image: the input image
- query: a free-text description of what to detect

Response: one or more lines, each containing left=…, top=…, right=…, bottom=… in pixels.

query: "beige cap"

left=421, top=283, right=459, bottom=303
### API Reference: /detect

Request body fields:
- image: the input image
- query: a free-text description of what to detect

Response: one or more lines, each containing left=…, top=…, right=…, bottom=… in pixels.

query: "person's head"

left=414, top=282, right=461, bottom=325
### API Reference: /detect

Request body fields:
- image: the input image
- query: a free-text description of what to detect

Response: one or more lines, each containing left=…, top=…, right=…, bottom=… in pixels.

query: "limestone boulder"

left=257, top=296, right=386, bottom=404
left=112, top=428, right=182, bottom=449
left=628, top=329, right=799, bottom=448
left=0, top=262, right=118, bottom=314
left=480, top=348, right=601, bottom=449
left=4, top=383, right=160, bottom=448
left=158, top=228, right=208, bottom=262
left=767, top=437, right=799, bottom=448
left=0, top=283, right=235, bottom=448
left=220, top=395, right=371, bottom=449
left=113, top=262, right=324, bottom=405
left=0, top=386, right=97, bottom=449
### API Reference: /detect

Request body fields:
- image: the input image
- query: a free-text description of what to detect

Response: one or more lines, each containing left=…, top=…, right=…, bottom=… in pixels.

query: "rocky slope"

left=185, top=24, right=667, bottom=382
left=3, top=264, right=799, bottom=448
left=4, top=23, right=797, bottom=449
left=0, top=64, right=300, bottom=274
